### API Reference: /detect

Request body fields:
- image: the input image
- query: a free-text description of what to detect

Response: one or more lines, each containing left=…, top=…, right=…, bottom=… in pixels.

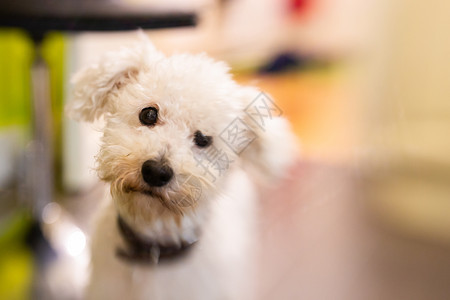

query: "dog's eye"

left=139, top=107, right=158, bottom=126
left=194, top=130, right=212, bottom=148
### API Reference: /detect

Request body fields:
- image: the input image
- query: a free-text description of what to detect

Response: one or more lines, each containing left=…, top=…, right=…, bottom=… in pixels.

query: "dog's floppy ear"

left=66, top=37, right=159, bottom=122
left=237, top=88, right=299, bottom=183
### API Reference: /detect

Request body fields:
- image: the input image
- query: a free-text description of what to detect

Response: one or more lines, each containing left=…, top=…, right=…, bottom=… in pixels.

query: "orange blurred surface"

left=233, top=66, right=360, bottom=163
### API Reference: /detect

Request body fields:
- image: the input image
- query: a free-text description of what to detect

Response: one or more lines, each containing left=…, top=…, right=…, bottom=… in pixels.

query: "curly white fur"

left=66, top=34, right=298, bottom=300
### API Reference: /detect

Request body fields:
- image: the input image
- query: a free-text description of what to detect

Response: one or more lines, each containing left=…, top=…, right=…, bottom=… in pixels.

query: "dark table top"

left=0, top=0, right=197, bottom=40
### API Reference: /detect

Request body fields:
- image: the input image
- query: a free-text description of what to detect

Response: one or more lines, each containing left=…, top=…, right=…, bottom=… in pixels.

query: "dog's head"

left=67, top=36, right=297, bottom=223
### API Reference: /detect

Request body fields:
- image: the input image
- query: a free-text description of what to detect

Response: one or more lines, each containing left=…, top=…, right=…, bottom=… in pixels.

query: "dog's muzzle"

left=141, top=159, right=173, bottom=187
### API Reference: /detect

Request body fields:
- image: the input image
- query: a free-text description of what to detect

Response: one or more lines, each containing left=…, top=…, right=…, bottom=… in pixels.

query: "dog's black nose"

left=141, top=160, right=173, bottom=187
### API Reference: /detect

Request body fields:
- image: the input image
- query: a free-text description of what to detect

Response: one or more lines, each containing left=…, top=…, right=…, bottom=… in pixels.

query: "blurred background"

left=1, top=0, right=450, bottom=299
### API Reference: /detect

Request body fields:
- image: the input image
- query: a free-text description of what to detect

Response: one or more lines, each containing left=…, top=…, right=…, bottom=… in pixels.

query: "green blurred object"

left=0, top=29, right=66, bottom=300
left=0, top=212, right=33, bottom=300
left=0, top=29, right=33, bottom=128
left=0, top=30, right=65, bottom=127
left=0, top=29, right=66, bottom=183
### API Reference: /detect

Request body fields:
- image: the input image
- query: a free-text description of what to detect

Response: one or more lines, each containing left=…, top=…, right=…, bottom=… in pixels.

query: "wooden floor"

left=255, top=161, right=450, bottom=300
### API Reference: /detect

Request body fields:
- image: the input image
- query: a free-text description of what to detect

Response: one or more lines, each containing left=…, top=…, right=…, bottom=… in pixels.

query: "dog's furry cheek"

left=96, top=144, right=139, bottom=183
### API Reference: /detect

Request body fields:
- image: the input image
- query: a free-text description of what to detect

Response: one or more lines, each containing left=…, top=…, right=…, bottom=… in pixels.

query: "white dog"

left=66, top=35, right=297, bottom=300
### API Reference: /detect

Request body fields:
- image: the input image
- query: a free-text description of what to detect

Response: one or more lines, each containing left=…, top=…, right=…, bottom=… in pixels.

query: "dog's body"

left=87, top=169, right=256, bottom=300
left=67, top=34, right=297, bottom=300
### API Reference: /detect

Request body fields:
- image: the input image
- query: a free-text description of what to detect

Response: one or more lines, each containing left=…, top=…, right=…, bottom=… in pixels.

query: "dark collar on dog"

left=116, top=215, right=196, bottom=264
